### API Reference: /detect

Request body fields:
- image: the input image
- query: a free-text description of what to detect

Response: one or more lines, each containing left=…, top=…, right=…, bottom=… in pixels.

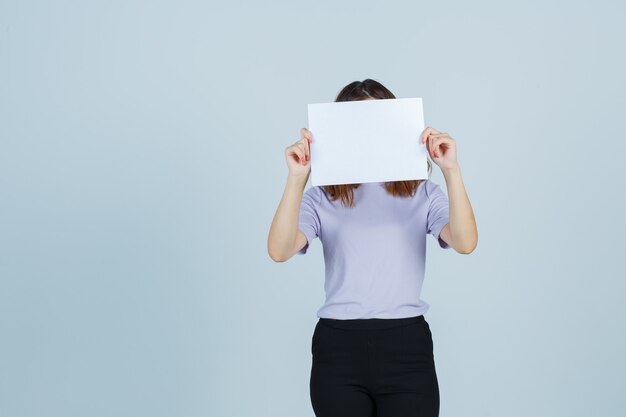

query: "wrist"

left=442, top=163, right=461, bottom=178
left=286, top=173, right=309, bottom=189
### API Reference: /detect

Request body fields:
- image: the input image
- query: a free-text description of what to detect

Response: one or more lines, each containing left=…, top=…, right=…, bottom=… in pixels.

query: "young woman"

left=268, top=79, right=478, bottom=417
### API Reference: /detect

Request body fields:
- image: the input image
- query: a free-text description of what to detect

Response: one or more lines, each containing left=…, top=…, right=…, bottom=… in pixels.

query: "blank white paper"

left=307, top=97, right=428, bottom=186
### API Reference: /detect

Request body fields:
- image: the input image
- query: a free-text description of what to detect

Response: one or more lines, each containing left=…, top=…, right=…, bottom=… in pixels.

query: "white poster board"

left=307, top=97, right=428, bottom=186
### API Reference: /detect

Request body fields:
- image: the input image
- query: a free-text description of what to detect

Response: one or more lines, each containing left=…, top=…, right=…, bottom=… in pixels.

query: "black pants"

left=310, top=315, right=439, bottom=417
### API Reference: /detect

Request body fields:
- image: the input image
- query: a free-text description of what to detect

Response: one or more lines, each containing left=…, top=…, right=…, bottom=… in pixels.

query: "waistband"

left=318, top=314, right=425, bottom=330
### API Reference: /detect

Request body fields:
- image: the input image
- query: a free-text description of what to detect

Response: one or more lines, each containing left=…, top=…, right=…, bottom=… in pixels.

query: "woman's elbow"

left=456, top=234, right=478, bottom=254
left=267, top=239, right=295, bottom=263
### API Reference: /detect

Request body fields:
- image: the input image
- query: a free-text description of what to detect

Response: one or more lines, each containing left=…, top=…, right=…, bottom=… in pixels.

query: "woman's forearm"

left=442, top=164, right=478, bottom=253
left=268, top=174, right=309, bottom=261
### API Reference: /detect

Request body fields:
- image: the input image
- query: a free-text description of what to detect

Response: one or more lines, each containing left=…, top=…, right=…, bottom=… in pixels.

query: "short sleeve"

left=426, top=180, right=451, bottom=249
left=297, top=186, right=321, bottom=255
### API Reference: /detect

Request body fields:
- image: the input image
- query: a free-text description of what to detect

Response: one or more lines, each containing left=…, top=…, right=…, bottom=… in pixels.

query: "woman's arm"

left=439, top=164, right=478, bottom=254
left=267, top=128, right=313, bottom=262
left=423, top=127, right=478, bottom=254
left=268, top=174, right=309, bottom=262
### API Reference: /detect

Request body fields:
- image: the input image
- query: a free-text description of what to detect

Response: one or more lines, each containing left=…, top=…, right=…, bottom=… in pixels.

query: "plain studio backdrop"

left=1, top=1, right=624, bottom=416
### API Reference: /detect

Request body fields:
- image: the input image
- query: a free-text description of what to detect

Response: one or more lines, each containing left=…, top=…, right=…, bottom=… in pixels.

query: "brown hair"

left=322, top=78, right=432, bottom=207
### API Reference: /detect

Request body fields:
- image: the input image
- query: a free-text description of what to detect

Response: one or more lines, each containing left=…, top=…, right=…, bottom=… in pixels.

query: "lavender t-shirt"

left=297, top=179, right=451, bottom=319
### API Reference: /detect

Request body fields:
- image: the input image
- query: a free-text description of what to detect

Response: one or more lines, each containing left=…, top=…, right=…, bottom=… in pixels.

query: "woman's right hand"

left=284, top=127, right=313, bottom=177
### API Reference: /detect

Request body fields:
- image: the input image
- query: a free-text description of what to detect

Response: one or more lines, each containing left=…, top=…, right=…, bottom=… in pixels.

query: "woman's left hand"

left=421, top=127, right=458, bottom=170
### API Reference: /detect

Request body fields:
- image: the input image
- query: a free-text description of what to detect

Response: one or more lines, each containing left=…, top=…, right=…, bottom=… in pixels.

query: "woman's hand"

left=421, top=127, right=458, bottom=170
left=285, top=128, right=313, bottom=178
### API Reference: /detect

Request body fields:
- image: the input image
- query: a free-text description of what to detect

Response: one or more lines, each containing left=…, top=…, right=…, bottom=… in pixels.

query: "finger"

left=431, top=134, right=451, bottom=150
left=301, top=138, right=310, bottom=161
left=422, top=127, right=441, bottom=144
left=429, top=135, right=437, bottom=158
left=301, top=129, right=313, bottom=161
left=421, top=127, right=431, bottom=144
left=296, top=142, right=308, bottom=165
left=434, top=137, right=451, bottom=158
left=430, top=137, right=441, bottom=158
left=423, top=127, right=440, bottom=137
left=301, top=127, right=313, bottom=142
left=430, top=136, right=442, bottom=158
left=427, top=133, right=447, bottom=147
left=426, top=135, right=436, bottom=159
left=298, top=137, right=310, bottom=161
left=289, top=144, right=306, bottom=165
left=434, top=137, right=447, bottom=158
left=421, top=127, right=432, bottom=144
left=430, top=132, right=453, bottom=157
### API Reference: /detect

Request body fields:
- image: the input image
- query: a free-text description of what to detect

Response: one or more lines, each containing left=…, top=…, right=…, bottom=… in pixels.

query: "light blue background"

left=1, top=1, right=624, bottom=416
